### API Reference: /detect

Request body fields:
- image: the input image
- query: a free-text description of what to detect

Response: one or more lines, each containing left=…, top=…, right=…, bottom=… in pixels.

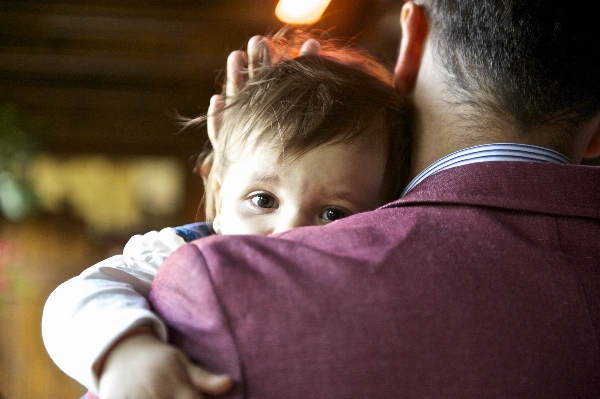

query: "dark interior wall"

left=0, top=0, right=279, bottom=158
left=0, top=0, right=399, bottom=159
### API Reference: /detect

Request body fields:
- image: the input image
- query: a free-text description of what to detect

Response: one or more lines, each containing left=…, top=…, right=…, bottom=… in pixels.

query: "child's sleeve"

left=41, top=227, right=187, bottom=394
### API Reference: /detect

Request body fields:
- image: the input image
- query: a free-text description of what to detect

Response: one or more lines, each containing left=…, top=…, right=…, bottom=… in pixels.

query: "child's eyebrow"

left=248, top=172, right=280, bottom=184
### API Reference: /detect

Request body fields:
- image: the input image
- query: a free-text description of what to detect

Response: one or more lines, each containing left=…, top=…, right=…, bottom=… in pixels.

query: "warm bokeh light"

left=275, top=0, right=331, bottom=24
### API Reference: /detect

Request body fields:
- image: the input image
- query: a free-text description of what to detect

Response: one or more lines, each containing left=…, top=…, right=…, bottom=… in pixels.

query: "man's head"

left=395, top=0, right=600, bottom=170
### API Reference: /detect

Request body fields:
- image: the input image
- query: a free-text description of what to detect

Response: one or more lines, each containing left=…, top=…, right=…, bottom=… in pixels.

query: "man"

left=99, top=0, right=600, bottom=397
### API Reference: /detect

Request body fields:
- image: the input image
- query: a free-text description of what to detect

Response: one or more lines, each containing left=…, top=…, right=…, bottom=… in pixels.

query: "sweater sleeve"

left=41, top=227, right=186, bottom=394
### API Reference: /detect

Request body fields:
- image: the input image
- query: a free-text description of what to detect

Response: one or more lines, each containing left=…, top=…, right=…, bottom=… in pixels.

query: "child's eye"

left=250, top=194, right=277, bottom=209
left=320, top=207, right=349, bottom=223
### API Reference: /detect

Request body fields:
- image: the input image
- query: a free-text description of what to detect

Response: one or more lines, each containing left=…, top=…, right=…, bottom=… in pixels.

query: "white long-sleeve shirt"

left=42, top=227, right=195, bottom=394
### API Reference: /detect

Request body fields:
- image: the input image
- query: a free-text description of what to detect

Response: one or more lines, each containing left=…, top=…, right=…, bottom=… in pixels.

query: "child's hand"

left=207, top=36, right=268, bottom=143
left=207, top=35, right=321, bottom=142
left=98, top=332, right=233, bottom=399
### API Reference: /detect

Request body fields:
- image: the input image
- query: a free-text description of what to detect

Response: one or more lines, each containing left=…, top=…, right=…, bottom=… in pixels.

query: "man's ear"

left=583, top=122, right=600, bottom=159
left=394, top=1, right=429, bottom=93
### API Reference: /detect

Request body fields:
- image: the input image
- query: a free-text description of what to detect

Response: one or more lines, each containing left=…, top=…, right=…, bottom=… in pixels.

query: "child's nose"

left=271, top=211, right=313, bottom=234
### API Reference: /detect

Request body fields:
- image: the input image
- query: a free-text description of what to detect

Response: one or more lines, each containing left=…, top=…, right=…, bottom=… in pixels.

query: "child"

left=42, top=31, right=413, bottom=397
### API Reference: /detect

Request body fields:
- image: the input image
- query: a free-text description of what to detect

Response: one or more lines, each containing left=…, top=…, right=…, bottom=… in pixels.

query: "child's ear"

left=207, top=94, right=223, bottom=149
left=583, top=119, right=600, bottom=159
left=203, top=170, right=222, bottom=232
left=211, top=213, right=222, bottom=235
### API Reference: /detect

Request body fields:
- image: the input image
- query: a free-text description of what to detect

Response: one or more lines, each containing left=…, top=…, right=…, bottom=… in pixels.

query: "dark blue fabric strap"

left=172, top=222, right=215, bottom=242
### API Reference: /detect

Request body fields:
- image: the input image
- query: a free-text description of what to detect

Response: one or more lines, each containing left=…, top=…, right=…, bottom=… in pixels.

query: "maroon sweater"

left=90, top=161, right=600, bottom=398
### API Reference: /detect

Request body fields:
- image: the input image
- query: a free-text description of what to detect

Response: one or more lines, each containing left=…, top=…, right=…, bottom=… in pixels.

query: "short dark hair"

left=186, top=31, right=413, bottom=221
left=418, top=0, right=600, bottom=141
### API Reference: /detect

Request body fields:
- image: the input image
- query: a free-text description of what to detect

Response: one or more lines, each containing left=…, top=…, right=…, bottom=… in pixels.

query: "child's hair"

left=185, top=30, right=413, bottom=222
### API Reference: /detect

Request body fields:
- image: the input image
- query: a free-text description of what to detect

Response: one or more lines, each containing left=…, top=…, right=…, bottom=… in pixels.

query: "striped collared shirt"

left=401, top=143, right=571, bottom=197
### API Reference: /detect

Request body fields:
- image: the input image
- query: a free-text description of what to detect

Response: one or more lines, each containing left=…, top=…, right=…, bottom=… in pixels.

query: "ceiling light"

left=275, top=0, right=331, bottom=24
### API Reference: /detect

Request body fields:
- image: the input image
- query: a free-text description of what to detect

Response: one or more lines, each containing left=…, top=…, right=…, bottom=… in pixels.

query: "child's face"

left=212, top=133, right=388, bottom=235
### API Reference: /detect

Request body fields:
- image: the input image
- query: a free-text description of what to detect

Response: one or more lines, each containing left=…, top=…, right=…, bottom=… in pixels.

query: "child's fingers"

left=225, top=50, right=248, bottom=99
left=225, top=35, right=316, bottom=100
left=207, top=94, right=223, bottom=145
left=300, top=38, right=321, bottom=56
left=186, top=363, right=234, bottom=396
left=247, top=35, right=271, bottom=78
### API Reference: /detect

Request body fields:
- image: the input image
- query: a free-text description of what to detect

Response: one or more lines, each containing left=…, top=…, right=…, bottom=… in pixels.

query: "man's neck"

left=408, top=46, right=592, bottom=179
left=408, top=50, right=486, bottom=179
left=409, top=118, right=595, bottom=179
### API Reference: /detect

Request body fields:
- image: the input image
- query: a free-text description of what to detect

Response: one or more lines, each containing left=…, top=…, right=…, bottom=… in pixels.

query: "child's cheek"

left=218, top=201, right=273, bottom=236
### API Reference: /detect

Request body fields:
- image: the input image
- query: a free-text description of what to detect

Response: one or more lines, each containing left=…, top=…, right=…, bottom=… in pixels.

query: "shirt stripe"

left=401, top=143, right=571, bottom=197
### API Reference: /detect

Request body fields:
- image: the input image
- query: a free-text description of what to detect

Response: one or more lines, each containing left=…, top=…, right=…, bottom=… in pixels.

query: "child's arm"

left=42, top=227, right=189, bottom=393
left=97, top=330, right=232, bottom=399
left=43, top=35, right=303, bottom=396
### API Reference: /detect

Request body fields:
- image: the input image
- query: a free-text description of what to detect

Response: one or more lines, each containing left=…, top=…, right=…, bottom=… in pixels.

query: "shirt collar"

left=401, top=143, right=571, bottom=197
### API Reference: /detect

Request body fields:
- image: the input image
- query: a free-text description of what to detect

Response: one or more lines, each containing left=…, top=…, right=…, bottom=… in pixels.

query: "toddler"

left=42, top=31, right=413, bottom=397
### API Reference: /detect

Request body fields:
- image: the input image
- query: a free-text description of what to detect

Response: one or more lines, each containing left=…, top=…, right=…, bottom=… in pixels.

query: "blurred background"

left=0, top=0, right=402, bottom=397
